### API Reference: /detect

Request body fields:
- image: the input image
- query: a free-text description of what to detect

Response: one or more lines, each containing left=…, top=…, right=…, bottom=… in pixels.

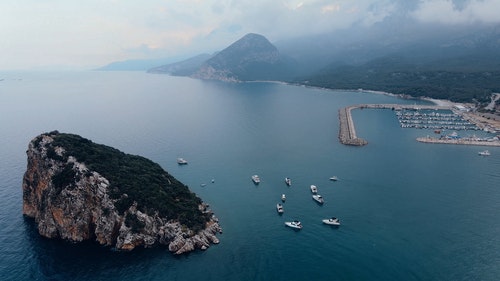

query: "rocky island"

left=22, top=131, right=221, bottom=254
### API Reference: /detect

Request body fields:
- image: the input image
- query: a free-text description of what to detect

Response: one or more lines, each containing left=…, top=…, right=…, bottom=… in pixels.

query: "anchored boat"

left=322, top=217, right=340, bottom=226
left=285, top=221, right=302, bottom=230
left=312, top=194, right=324, bottom=204
left=276, top=203, right=284, bottom=214
left=251, top=175, right=261, bottom=184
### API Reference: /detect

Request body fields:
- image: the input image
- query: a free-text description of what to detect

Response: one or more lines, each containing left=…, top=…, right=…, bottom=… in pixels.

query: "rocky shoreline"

left=22, top=132, right=221, bottom=254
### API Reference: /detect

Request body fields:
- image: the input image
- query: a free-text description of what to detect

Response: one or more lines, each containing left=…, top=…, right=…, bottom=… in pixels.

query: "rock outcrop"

left=22, top=131, right=221, bottom=254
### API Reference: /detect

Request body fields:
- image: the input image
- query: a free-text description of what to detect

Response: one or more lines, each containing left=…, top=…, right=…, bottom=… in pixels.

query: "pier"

left=338, top=104, right=450, bottom=146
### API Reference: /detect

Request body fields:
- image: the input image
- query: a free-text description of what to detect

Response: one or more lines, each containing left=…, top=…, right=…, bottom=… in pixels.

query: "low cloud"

left=412, top=0, right=500, bottom=24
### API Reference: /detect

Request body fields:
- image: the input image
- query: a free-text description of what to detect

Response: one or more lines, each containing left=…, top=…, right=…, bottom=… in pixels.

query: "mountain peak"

left=192, top=33, right=289, bottom=81
left=229, top=33, right=277, bottom=51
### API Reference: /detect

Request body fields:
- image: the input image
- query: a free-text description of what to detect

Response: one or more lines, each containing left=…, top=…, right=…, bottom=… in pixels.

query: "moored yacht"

left=285, top=177, right=292, bottom=186
left=284, top=220, right=302, bottom=229
left=281, top=194, right=286, bottom=202
left=310, top=185, right=318, bottom=194
left=322, top=217, right=340, bottom=226
left=177, top=158, right=188, bottom=165
left=251, top=175, right=261, bottom=184
left=312, top=194, right=324, bottom=204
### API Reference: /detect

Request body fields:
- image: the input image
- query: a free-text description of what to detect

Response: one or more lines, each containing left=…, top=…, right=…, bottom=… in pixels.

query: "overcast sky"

left=1, top=0, right=499, bottom=70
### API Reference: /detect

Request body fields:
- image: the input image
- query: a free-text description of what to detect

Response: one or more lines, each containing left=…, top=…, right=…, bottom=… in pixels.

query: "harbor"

left=338, top=103, right=500, bottom=147
left=338, top=104, right=450, bottom=146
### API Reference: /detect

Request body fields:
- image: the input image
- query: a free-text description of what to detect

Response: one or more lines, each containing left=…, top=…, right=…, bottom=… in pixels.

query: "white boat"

left=281, top=194, right=286, bottom=202
left=276, top=203, right=284, bottom=214
left=322, top=217, right=340, bottom=226
left=310, top=185, right=318, bottom=194
left=312, top=194, right=324, bottom=204
left=478, top=150, right=491, bottom=156
left=251, top=175, right=261, bottom=184
left=177, top=158, right=188, bottom=165
left=285, top=177, right=292, bottom=186
left=284, top=221, right=302, bottom=229
left=329, top=176, right=338, bottom=181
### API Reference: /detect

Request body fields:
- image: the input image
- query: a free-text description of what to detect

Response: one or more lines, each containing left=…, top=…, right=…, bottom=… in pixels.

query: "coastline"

left=204, top=77, right=500, bottom=134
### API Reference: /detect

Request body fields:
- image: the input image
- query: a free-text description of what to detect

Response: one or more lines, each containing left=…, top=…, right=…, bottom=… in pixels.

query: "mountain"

left=149, top=33, right=296, bottom=81
left=148, top=53, right=213, bottom=76
left=23, top=131, right=221, bottom=253
left=188, top=33, right=296, bottom=81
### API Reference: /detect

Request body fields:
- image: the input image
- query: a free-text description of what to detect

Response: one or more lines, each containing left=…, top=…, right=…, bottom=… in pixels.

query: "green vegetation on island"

left=43, top=131, right=210, bottom=232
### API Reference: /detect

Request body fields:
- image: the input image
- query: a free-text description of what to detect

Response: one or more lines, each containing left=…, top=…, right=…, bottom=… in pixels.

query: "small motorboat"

left=329, top=176, right=338, bottom=181
left=312, top=194, right=324, bottom=204
left=251, top=175, right=261, bottom=184
left=281, top=194, right=286, bottom=202
left=177, top=158, right=188, bottom=165
left=478, top=150, right=491, bottom=156
left=285, top=177, right=292, bottom=186
left=322, top=217, right=340, bottom=226
left=284, top=220, right=302, bottom=229
left=310, top=185, right=318, bottom=194
left=276, top=203, right=284, bottom=214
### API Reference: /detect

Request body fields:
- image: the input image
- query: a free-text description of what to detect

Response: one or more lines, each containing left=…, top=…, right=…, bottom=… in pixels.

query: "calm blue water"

left=0, top=71, right=499, bottom=281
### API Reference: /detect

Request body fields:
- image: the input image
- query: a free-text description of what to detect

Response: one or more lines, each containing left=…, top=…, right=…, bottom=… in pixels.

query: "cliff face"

left=22, top=132, right=221, bottom=254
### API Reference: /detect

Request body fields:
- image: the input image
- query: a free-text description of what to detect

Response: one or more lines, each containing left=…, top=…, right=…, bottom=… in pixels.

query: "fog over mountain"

left=275, top=18, right=500, bottom=75
left=4, top=0, right=500, bottom=70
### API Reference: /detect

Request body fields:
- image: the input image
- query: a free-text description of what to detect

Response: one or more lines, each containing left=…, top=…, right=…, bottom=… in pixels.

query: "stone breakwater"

left=22, top=133, right=221, bottom=254
left=338, top=106, right=368, bottom=146
left=416, top=136, right=500, bottom=147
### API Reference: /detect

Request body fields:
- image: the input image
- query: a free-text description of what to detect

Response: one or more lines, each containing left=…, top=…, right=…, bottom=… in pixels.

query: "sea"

left=0, top=71, right=499, bottom=281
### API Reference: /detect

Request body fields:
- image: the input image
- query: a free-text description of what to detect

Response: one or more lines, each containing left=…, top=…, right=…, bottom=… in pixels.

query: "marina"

left=339, top=103, right=500, bottom=147
left=396, top=109, right=479, bottom=130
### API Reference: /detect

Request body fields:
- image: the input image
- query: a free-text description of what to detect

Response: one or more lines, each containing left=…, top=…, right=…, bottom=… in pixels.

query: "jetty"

left=417, top=136, right=500, bottom=147
left=338, top=106, right=368, bottom=146
left=338, top=104, right=450, bottom=146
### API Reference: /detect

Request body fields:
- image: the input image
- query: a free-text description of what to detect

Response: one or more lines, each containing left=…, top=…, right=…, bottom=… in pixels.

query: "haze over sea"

left=0, top=71, right=499, bottom=281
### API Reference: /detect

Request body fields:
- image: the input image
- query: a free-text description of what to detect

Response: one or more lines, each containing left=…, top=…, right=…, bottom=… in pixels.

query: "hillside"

left=148, top=53, right=213, bottom=76
left=299, top=54, right=500, bottom=103
left=287, top=24, right=500, bottom=104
